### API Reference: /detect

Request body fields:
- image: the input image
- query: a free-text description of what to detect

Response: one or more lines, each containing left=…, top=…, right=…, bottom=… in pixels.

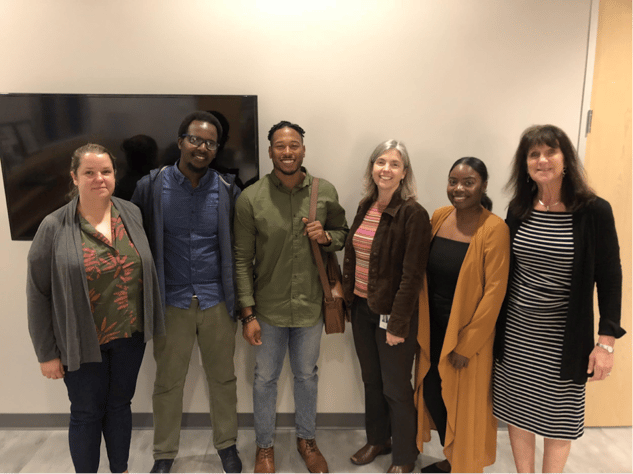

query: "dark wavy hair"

left=506, top=125, right=595, bottom=219
left=267, top=120, right=305, bottom=142
left=449, top=157, right=493, bottom=211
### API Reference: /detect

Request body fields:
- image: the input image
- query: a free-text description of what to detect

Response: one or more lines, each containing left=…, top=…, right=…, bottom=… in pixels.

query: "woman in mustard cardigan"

left=414, top=157, right=510, bottom=473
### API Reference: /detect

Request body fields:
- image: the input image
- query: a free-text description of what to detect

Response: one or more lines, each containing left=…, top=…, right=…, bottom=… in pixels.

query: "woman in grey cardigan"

left=27, top=143, right=164, bottom=473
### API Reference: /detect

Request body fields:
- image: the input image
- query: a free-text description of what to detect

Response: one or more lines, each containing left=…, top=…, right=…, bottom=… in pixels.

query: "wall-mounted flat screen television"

left=0, top=93, right=259, bottom=240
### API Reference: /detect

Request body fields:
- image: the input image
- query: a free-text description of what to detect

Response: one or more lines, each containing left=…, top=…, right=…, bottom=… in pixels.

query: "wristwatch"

left=596, top=342, right=614, bottom=354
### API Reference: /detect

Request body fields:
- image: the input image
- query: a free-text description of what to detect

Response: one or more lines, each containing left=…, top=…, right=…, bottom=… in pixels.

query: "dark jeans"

left=63, top=332, right=146, bottom=473
left=351, top=297, right=419, bottom=465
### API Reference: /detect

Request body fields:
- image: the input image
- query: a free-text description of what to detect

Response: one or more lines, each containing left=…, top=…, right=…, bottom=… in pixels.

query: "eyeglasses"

left=181, top=134, right=219, bottom=151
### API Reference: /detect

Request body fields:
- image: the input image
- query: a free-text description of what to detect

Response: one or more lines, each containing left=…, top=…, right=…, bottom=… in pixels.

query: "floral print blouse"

left=79, top=203, right=143, bottom=345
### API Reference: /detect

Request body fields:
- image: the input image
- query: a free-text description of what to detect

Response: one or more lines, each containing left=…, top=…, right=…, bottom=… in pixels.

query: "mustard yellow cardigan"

left=414, top=206, right=510, bottom=473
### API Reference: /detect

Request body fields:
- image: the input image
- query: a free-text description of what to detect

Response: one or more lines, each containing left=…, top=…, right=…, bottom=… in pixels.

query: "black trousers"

left=422, top=363, right=448, bottom=446
left=351, top=297, right=419, bottom=465
left=423, top=315, right=449, bottom=446
left=63, top=332, right=146, bottom=473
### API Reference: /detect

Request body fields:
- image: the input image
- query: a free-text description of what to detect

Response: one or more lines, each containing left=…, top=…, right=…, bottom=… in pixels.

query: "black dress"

left=423, top=236, right=469, bottom=445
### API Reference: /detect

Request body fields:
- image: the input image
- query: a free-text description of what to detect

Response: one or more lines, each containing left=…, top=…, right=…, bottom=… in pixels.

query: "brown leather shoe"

left=297, top=438, right=329, bottom=473
left=387, top=462, right=416, bottom=473
left=254, top=446, right=275, bottom=473
left=350, top=440, right=392, bottom=465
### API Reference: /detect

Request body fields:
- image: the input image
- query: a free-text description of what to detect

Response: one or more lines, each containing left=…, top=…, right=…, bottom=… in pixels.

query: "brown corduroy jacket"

left=342, top=194, right=431, bottom=338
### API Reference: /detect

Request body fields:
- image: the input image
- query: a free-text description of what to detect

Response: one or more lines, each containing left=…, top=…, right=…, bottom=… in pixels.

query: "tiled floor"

left=0, top=427, right=630, bottom=472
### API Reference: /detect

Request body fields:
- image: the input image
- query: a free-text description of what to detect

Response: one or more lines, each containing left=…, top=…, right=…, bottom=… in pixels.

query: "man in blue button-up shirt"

left=132, top=111, right=242, bottom=473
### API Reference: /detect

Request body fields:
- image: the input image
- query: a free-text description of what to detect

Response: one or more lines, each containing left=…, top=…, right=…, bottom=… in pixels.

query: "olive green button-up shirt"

left=234, top=169, right=349, bottom=327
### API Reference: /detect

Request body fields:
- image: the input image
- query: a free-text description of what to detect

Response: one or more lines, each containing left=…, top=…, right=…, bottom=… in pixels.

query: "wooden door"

left=584, top=0, right=632, bottom=427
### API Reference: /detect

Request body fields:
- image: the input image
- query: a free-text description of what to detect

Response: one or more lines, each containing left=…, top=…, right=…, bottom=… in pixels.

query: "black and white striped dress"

left=493, top=210, right=585, bottom=440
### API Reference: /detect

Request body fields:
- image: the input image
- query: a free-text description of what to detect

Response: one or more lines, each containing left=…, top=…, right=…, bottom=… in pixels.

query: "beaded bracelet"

left=241, top=314, right=257, bottom=325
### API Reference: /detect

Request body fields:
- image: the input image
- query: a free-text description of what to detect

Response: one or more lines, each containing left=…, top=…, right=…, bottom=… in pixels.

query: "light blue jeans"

left=253, top=318, right=323, bottom=448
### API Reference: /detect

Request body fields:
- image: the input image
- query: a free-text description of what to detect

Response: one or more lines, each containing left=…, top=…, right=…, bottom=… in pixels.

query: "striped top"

left=509, top=210, right=573, bottom=307
left=493, top=210, right=585, bottom=440
left=352, top=202, right=386, bottom=298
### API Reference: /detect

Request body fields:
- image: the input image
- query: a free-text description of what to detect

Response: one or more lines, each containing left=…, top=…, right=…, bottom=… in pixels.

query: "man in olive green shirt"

left=234, top=121, right=348, bottom=473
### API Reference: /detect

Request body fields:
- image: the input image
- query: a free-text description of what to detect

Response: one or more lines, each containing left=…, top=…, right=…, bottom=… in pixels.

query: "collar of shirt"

left=170, top=160, right=214, bottom=189
left=360, top=192, right=406, bottom=219
left=269, top=167, right=311, bottom=194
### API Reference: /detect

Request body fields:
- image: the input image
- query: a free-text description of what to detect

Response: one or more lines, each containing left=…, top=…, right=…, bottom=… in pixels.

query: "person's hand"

left=587, top=345, right=614, bottom=381
left=243, top=319, right=262, bottom=346
left=40, top=358, right=65, bottom=379
left=447, top=351, right=469, bottom=370
left=301, top=218, right=330, bottom=245
left=386, top=331, right=405, bottom=346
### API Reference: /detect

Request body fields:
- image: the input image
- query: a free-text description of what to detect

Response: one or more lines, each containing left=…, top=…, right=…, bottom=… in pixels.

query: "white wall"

left=0, top=0, right=592, bottom=416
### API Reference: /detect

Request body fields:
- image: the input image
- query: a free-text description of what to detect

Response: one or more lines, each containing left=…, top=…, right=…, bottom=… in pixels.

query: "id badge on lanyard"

left=379, top=314, right=390, bottom=330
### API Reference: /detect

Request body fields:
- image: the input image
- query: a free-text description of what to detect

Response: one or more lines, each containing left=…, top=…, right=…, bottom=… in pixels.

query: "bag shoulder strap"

left=308, top=178, right=334, bottom=300
left=308, top=177, right=318, bottom=222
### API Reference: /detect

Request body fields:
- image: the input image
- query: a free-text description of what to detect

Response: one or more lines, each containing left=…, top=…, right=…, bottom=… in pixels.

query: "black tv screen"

left=0, top=94, right=259, bottom=240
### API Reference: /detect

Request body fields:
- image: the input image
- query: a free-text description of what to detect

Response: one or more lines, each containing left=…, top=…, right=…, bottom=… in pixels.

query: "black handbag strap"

left=308, top=178, right=334, bottom=300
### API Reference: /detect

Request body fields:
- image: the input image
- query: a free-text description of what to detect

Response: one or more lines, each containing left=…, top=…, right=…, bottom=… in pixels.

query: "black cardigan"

left=494, top=197, right=625, bottom=384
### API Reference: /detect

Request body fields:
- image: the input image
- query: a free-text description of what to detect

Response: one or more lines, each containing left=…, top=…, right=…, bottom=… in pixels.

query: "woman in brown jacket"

left=343, top=139, right=431, bottom=473
left=414, top=157, right=510, bottom=473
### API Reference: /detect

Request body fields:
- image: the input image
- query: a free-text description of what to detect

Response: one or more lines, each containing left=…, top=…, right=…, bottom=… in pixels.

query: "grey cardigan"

left=27, top=196, right=165, bottom=372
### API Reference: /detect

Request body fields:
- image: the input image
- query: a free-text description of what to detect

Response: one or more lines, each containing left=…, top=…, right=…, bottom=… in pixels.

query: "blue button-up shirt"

left=162, top=163, right=222, bottom=310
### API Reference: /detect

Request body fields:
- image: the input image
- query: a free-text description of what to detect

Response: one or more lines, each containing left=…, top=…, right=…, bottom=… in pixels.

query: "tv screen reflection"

left=0, top=94, right=259, bottom=240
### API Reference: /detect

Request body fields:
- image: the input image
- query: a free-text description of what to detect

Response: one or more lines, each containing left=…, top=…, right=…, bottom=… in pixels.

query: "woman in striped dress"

left=493, top=125, right=625, bottom=473
left=343, top=140, right=431, bottom=473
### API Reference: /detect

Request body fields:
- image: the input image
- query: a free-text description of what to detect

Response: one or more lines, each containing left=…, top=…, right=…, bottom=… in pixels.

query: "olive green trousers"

left=152, top=299, right=238, bottom=459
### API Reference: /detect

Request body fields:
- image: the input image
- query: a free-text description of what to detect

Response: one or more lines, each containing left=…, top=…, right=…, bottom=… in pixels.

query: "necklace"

left=538, top=199, right=560, bottom=211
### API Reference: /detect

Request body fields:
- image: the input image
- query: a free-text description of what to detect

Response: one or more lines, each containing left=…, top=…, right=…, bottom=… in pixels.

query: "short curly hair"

left=267, top=120, right=305, bottom=142
left=177, top=111, right=223, bottom=141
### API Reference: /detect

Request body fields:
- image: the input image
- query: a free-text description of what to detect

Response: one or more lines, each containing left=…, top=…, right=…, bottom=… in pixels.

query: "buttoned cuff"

left=238, top=296, right=256, bottom=310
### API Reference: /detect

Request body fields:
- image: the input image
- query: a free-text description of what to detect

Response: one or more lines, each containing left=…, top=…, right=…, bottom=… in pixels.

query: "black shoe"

left=218, top=444, right=243, bottom=473
left=150, top=458, right=174, bottom=473
left=420, top=461, right=451, bottom=473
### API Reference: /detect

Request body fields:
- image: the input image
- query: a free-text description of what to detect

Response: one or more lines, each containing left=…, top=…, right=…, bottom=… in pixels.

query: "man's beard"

left=186, top=161, right=208, bottom=174
left=274, top=161, right=302, bottom=176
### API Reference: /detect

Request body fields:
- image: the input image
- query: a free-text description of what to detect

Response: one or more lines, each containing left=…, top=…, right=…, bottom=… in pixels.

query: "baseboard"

left=0, top=413, right=509, bottom=430
left=0, top=413, right=366, bottom=429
